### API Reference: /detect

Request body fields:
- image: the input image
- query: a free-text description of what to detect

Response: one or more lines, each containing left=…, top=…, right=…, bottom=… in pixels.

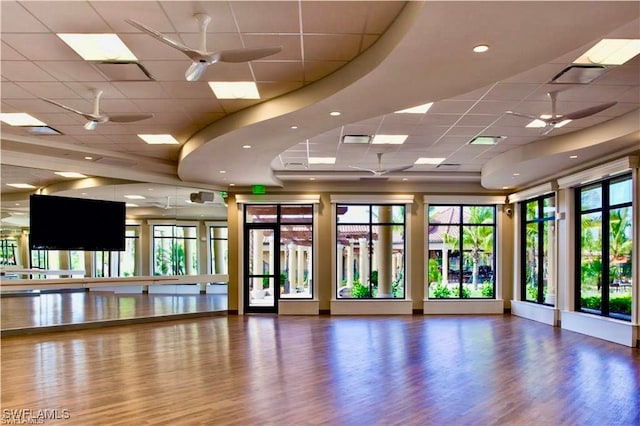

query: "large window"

left=94, top=226, right=138, bottom=277
left=336, top=204, right=405, bottom=299
left=427, top=205, right=496, bottom=299
left=521, top=195, right=555, bottom=305
left=576, top=174, right=633, bottom=321
left=0, top=238, right=18, bottom=265
left=153, top=225, right=197, bottom=275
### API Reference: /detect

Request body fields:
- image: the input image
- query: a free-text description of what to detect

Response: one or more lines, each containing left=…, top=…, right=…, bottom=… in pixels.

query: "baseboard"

left=413, top=308, right=424, bottom=315
left=228, top=309, right=239, bottom=315
left=319, top=309, right=331, bottom=315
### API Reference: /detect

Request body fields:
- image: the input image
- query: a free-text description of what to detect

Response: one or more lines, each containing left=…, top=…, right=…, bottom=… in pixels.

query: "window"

left=209, top=225, right=228, bottom=274
left=427, top=205, right=496, bottom=299
left=336, top=204, right=405, bottom=299
left=153, top=225, right=197, bottom=275
left=521, top=195, right=555, bottom=305
left=576, top=174, right=632, bottom=321
left=0, top=238, right=18, bottom=265
left=94, top=226, right=138, bottom=277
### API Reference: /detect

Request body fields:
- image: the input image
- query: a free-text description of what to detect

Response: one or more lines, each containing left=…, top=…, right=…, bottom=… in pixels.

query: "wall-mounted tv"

left=29, top=194, right=126, bottom=251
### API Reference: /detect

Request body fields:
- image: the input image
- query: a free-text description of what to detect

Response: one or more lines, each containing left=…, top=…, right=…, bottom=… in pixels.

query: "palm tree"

left=462, top=206, right=494, bottom=290
left=609, top=207, right=632, bottom=282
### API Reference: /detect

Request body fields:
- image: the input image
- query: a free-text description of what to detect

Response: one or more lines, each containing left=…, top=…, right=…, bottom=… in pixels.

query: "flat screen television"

left=29, top=194, right=126, bottom=251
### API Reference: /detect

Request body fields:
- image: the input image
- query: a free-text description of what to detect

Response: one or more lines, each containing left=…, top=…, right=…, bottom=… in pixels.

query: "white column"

left=287, top=243, right=296, bottom=292
left=252, top=230, right=264, bottom=281
left=213, top=227, right=227, bottom=274
left=358, top=238, right=368, bottom=285
left=346, top=244, right=354, bottom=287
left=377, top=206, right=393, bottom=297
left=337, top=243, right=344, bottom=287
left=268, top=237, right=275, bottom=294
left=545, top=221, right=557, bottom=305
left=184, top=227, right=195, bottom=275
left=296, top=245, right=305, bottom=290
left=306, top=247, right=312, bottom=294
left=442, top=245, right=449, bottom=284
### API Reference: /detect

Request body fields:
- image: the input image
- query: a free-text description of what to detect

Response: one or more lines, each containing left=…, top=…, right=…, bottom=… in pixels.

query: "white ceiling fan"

left=506, top=91, right=617, bottom=136
left=40, top=89, right=153, bottom=131
left=126, top=13, right=282, bottom=82
left=348, top=152, right=413, bottom=176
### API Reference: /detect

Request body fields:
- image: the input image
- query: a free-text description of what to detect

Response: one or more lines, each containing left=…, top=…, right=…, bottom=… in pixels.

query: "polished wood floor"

left=1, top=291, right=227, bottom=333
left=2, top=314, right=639, bottom=425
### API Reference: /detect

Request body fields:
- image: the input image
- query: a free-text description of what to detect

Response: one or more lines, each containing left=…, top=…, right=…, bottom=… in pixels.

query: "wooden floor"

left=1, top=314, right=639, bottom=425
left=0, top=291, right=227, bottom=333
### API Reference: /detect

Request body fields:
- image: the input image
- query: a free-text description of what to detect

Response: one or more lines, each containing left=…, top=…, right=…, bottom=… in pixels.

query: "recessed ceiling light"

left=55, top=172, right=88, bottom=178
left=229, top=183, right=236, bottom=187
left=415, top=157, right=446, bottom=165
left=84, top=156, right=93, bottom=160
left=574, top=39, right=640, bottom=65
left=395, top=102, right=433, bottom=114
left=308, top=157, right=336, bottom=164
left=242, top=145, right=251, bottom=149
left=513, top=173, right=520, bottom=176
left=469, top=136, right=505, bottom=145
left=309, top=177, right=316, bottom=181
left=57, top=34, right=137, bottom=61
left=402, top=178, right=409, bottom=181
left=124, top=195, right=146, bottom=200
left=125, top=203, right=138, bottom=207
left=502, top=186, right=510, bottom=189
left=329, top=111, right=341, bottom=116
left=473, top=45, right=489, bottom=53
left=6, top=183, right=36, bottom=189
left=208, top=82, right=260, bottom=99
left=0, top=113, right=46, bottom=126
left=342, top=135, right=371, bottom=144
left=526, top=119, right=547, bottom=128
left=138, top=134, right=179, bottom=145
left=570, top=155, right=578, bottom=159
left=371, top=134, right=408, bottom=145
left=219, top=170, right=227, bottom=174
left=290, top=125, right=298, bottom=130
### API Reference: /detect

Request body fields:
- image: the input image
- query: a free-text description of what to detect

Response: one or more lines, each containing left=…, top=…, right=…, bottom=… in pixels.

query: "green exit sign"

left=252, top=185, right=266, bottom=195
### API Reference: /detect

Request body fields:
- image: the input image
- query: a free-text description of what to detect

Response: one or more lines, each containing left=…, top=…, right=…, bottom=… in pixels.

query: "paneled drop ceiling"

left=1, top=1, right=639, bottom=224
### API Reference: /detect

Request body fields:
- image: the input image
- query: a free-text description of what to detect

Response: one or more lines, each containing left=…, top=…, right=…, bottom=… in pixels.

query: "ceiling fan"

left=348, top=152, right=413, bottom=176
left=40, top=90, right=153, bottom=131
left=126, top=13, right=282, bottom=82
left=506, top=91, right=617, bottom=136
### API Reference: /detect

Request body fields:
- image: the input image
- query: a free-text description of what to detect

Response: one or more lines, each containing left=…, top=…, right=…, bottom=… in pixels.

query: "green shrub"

left=452, top=285, right=471, bottom=298
left=481, top=282, right=494, bottom=298
left=526, top=286, right=538, bottom=301
left=351, top=281, right=371, bottom=298
left=581, top=295, right=601, bottom=310
left=610, top=296, right=632, bottom=315
left=432, top=283, right=450, bottom=298
left=428, top=259, right=442, bottom=284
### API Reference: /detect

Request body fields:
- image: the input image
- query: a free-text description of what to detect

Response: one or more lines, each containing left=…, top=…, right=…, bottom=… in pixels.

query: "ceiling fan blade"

left=40, top=97, right=94, bottom=121
left=540, top=123, right=555, bottom=136
left=125, top=19, right=203, bottom=61
left=108, top=114, right=154, bottom=123
left=218, top=47, right=282, bottom=63
left=564, top=101, right=617, bottom=120
left=348, top=165, right=378, bottom=174
left=185, top=61, right=209, bottom=82
left=380, top=165, right=413, bottom=175
left=505, top=110, right=539, bottom=120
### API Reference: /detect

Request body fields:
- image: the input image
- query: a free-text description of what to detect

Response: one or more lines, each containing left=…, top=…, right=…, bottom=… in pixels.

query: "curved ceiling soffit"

left=178, top=1, right=640, bottom=187
left=178, top=1, right=423, bottom=186
left=481, top=109, right=640, bottom=189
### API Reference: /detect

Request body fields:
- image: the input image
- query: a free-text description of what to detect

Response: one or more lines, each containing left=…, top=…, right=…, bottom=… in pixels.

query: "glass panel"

left=580, top=212, right=602, bottom=312
left=462, top=225, right=494, bottom=297
left=541, top=220, right=551, bottom=304
left=543, top=196, right=556, bottom=218
left=249, top=277, right=275, bottom=308
left=428, top=206, right=460, bottom=224
left=336, top=225, right=370, bottom=298
left=120, top=236, right=136, bottom=277
left=463, top=206, right=494, bottom=224
left=609, top=206, right=632, bottom=318
left=428, top=225, right=459, bottom=299
left=609, top=177, right=632, bottom=206
left=154, top=225, right=173, bottom=237
left=69, top=251, right=85, bottom=277
left=248, top=229, right=272, bottom=275
left=210, top=227, right=228, bottom=275
left=525, top=200, right=538, bottom=221
left=337, top=205, right=370, bottom=223
left=281, top=205, right=313, bottom=223
left=581, top=186, right=602, bottom=211
left=246, top=205, right=277, bottom=223
left=371, top=205, right=403, bottom=223
left=281, top=224, right=312, bottom=298
left=524, top=222, right=539, bottom=302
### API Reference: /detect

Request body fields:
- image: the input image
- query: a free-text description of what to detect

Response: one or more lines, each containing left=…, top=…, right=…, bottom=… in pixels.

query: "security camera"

left=505, top=207, right=513, bottom=217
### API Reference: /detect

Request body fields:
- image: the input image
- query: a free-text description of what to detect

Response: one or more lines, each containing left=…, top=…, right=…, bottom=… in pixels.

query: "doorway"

left=244, top=224, right=279, bottom=313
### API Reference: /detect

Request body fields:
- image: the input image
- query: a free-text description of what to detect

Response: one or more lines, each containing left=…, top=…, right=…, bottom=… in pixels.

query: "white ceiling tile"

left=364, top=3, right=406, bottom=33
left=2, top=34, right=80, bottom=61
left=0, top=1, right=49, bottom=33
left=233, top=2, right=300, bottom=33
left=304, top=35, right=362, bottom=61
left=20, top=1, right=111, bottom=32
left=110, top=81, right=170, bottom=99
left=37, top=61, right=108, bottom=82
left=302, top=2, right=370, bottom=34
left=0, top=42, right=26, bottom=60
left=16, top=82, right=82, bottom=99
left=159, top=82, right=218, bottom=99
left=429, top=100, right=475, bottom=114
left=243, top=34, right=301, bottom=61
left=303, top=61, right=346, bottom=81
left=1, top=61, right=56, bottom=82
left=1, top=82, right=34, bottom=98
left=251, top=62, right=304, bottom=82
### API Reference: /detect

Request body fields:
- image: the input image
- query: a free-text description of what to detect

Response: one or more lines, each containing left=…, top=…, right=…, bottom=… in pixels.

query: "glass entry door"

left=244, top=225, right=279, bottom=313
